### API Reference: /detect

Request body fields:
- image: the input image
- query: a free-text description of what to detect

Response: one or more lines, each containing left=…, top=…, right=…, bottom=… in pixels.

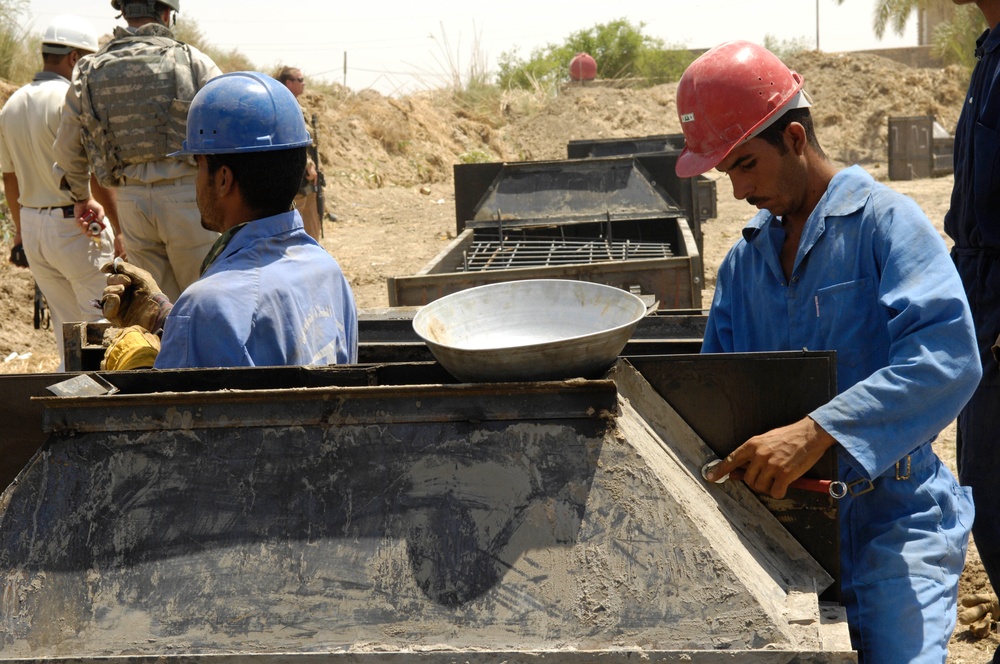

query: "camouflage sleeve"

left=51, top=66, right=92, bottom=201
left=189, top=45, right=223, bottom=89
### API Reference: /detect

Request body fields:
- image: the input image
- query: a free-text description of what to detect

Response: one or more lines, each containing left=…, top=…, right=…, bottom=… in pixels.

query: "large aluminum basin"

left=412, top=279, right=647, bottom=382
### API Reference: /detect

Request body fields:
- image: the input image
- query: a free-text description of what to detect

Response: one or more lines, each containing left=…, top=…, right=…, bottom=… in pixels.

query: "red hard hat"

left=675, top=41, right=807, bottom=178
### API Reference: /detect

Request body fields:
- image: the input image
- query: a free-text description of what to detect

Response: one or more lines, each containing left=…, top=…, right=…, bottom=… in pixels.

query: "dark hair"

left=42, top=52, right=71, bottom=66
left=277, top=66, right=301, bottom=84
left=205, top=147, right=307, bottom=218
left=754, top=107, right=826, bottom=159
left=41, top=47, right=91, bottom=66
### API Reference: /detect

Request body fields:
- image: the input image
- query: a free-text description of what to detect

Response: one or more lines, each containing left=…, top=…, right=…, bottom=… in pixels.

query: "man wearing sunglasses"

left=278, top=66, right=324, bottom=242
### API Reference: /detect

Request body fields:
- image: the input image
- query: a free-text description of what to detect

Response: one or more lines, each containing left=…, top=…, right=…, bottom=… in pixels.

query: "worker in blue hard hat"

left=97, top=71, right=358, bottom=370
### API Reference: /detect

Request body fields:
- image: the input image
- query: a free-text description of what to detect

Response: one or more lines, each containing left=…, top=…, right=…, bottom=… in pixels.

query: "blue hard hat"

left=170, top=71, right=311, bottom=156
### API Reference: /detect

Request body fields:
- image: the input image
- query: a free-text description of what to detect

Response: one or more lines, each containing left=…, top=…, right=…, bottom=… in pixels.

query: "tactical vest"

left=76, top=24, right=197, bottom=187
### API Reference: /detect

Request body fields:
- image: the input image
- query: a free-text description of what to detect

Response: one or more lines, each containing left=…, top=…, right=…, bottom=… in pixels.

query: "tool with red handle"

left=702, top=460, right=847, bottom=499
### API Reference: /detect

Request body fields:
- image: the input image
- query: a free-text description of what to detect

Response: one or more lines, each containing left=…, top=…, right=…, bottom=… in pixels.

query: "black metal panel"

left=468, top=159, right=682, bottom=225
left=39, top=377, right=619, bottom=434
left=357, top=339, right=704, bottom=365
left=453, top=161, right=505, bottom=233
left=453, top=157, right=685, bottom=234
left=627, top=351, right=841, bottom=601
left=557, top=139, right=719, bottom=261
left=0, top=373, right=64, bottom=492
left=566, top=134, right=686, bottom=159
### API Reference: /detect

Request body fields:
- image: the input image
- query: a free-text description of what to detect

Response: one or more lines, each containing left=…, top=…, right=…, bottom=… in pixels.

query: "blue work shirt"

left=155, top=210, right=358, bottom=369
left=703, top=166, right=980, bottom=481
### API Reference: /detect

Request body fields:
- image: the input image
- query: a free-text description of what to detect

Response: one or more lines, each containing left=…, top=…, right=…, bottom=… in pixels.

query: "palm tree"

left=835, top=0, right=985, bottom=69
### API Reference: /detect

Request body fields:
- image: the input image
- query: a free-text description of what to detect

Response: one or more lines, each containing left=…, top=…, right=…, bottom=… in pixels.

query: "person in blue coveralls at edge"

left=98, top=71, right=358, bottom=369
left=677, top=41, right=981, bottom=663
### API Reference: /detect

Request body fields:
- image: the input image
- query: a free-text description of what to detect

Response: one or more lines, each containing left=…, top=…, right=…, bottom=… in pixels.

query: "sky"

left=26, top=0, right=920, bottom=95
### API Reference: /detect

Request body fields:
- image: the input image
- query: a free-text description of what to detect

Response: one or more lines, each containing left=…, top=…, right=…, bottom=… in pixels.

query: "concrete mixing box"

left=0, top=353, right=851, bottom=662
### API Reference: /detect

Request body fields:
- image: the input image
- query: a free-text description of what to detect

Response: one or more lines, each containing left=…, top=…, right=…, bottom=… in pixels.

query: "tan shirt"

left=52, top=31, right=222, bottom=201
left=0, top=72, right=75, bottom=208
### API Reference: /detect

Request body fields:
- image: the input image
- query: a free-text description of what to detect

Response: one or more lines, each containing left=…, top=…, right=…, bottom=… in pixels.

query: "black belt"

left=953, top=246, right=1000, bottom=258
left=35, top=205, right=75, bottom=218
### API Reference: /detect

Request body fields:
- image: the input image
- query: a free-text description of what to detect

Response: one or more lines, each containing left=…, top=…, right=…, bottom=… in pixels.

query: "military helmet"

left=111, top=0, right=180, bottom=16
left=41, top=14, right=99, bottom=55
left=169, top=71, right=312, bottom=156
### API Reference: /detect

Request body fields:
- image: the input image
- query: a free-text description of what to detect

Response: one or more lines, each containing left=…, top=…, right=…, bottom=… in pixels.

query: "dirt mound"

left=299, top=86, right=511, bottom=189
left=295, top=50, right=967, bottom=195
left=787, top=50, right=968, bottom=167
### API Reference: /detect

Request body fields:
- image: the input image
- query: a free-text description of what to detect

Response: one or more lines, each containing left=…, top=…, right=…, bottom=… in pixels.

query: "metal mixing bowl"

left=412, top=279, right=649, bottom=382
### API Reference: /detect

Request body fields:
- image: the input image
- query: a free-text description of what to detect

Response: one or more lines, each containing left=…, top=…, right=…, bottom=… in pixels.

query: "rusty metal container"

left=565, top=134, right=718, bottom=249
left=389, top=157, right=702, bottom=309
left=888, top=115, right=954, bottom=181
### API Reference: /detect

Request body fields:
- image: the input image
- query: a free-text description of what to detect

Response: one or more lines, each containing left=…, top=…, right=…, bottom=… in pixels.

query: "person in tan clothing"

left=53, top=0, right=221, bottom=301
left=0, top=15, right=117, bottom=370
left=278, top=66, right=323, bottom=241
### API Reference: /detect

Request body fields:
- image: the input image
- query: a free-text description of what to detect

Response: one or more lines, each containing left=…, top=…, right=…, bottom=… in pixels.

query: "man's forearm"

left=90, top=175, right=120, bottom=235
left=3, top=172, right=21, bottom=237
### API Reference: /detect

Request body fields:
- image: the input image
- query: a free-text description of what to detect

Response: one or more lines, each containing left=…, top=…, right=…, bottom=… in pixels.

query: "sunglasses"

left=291, top=77, right=304, bottom=83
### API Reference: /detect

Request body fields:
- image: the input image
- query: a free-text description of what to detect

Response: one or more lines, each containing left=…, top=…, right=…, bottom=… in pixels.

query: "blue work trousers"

left=839, top=443, right=974, bottom=663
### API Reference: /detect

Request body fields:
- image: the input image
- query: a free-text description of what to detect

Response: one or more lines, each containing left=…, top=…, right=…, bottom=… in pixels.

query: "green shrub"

left=762, top=34, right=813, bottom=61
left=497, top=18, right=695, bottom=89
left=931, top=4, right=987, bottom=71
left=0, top=0, right=40, bottom=85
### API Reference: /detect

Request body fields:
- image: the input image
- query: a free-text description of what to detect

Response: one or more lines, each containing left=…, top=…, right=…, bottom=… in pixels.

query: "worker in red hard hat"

left=681, top=40, right=980, bottom=663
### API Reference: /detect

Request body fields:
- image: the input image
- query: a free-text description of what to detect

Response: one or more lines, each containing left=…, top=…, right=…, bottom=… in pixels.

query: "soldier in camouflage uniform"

left=53, top=0, right=222, bottom=301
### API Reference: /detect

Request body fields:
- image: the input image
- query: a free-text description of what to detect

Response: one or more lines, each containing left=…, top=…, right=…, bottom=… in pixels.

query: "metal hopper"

left=388, top=156, right=703, bottom=309
left=0, top=354, right=851, bottom=662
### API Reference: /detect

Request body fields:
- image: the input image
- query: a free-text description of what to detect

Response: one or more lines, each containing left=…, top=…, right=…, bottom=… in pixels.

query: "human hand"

left=75, top=199, right=105, bottom=236
left=8, top=243, right=28, bottom=268
left=101, top=325, right=161, bottom=371
left=704, top=417, right=837, bottom=499
left=959, top=593, right=999, bottom=638
left=99, top=260, right=171, bottom=331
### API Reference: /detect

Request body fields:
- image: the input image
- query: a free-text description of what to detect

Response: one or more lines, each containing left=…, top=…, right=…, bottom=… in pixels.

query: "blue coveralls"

left=156, top=210, right=358, bottom=369
left=944, top=28, right=1000, bottom=654
left=703, top=166, right=981, bottom=663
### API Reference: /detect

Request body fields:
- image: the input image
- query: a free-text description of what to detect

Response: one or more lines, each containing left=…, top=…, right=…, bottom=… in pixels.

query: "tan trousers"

left=115, top=175, right=219, bottom=300
left=20, top=206, right=115, bottom=371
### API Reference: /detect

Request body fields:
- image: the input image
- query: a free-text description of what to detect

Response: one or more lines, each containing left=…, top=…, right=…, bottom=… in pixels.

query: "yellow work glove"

left=100, top=260, right=172, bottom=332
left=959, top=592, right=1000, bottom=638
left=101, top=325, right=161, bottom=371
